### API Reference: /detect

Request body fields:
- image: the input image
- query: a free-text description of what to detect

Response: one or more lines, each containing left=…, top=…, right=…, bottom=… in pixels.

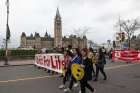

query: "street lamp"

left=4, top=0, right=11, bottom=65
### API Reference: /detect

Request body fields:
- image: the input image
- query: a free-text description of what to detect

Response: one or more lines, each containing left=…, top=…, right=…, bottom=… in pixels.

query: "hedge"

left=0, top=49, right=5, bottom=57
left=0, top=49, right=38, bottom=58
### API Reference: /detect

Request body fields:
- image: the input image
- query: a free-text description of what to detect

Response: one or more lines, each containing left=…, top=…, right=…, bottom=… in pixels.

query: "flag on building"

left=6, top=24, right=10, bottom=40
left=5, top=0, right=9, bottom=7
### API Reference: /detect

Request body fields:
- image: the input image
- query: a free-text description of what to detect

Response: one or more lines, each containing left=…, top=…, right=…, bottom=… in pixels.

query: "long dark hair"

left=75, top=48, right=82, bottom=61
left=89, top=47, right=93, bottom=52
left=66, top=50, right=74, bottom=57
left=75, top=48, right=81, bottom=56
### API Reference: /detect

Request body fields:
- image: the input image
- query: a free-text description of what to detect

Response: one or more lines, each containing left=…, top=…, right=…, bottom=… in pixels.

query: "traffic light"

left=121, top=32, right=125, bottom=41
left=113, top=41, right=116, bottom=48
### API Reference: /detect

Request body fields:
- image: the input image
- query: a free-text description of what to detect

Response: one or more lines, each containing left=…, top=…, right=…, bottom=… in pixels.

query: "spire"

left=55, top=8, right=61, bottom=19
left=45, top=31, right=48, bottom=37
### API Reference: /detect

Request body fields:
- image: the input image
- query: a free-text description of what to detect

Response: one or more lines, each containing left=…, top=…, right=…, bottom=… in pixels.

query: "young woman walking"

left=94, top=48, right=107, bottom=81
left=80, top=48, right=95, bottom=93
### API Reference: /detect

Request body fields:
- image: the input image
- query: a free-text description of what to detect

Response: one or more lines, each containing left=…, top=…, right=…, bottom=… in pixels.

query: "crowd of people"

left=59, top=45, right=107, bottom=93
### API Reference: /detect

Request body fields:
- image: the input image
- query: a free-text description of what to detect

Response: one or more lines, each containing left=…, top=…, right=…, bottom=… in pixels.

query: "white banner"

left=34, top=53, right=65, bottom=73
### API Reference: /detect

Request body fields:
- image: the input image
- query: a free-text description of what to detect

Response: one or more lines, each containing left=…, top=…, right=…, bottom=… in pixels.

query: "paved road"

left=0, top=60, right=34, bottom=66
left=0, top=62, right=140, bottom=93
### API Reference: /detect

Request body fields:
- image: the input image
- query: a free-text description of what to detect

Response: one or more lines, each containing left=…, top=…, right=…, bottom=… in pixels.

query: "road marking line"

left=105, top=63, right=139, bottom=70
left=0, top=75, right=59, bottom=83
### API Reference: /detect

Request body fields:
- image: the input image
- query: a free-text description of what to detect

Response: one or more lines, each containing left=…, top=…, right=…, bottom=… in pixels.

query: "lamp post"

left=4, top=0, right=10, bottom=65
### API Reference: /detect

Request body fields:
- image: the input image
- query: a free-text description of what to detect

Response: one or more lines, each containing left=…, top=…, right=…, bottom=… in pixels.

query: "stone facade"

left=20, top=8, right=87, bottom=49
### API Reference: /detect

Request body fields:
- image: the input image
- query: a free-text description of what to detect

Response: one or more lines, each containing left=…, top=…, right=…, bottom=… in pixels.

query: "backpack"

left=92, top=53, right=96, bottom=64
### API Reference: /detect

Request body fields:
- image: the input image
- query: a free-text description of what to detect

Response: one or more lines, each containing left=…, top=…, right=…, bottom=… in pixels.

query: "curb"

left=0, top=64, right=33, bottom=67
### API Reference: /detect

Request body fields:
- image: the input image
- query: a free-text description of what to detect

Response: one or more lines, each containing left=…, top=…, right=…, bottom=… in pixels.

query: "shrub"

left=0, top=49, right=38, bottom=59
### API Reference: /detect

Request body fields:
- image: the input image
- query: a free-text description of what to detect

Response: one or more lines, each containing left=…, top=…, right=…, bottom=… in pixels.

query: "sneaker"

left=103, top=77, right=107, bottom=80
left=79, top=90, right=81, bottom=93
left=74, top=83, right=79, bottom=88
left=59, top=84, right=65, bottom=89
left=93, top=78, right=98, bottom=81
left=93, top=76, right=96, bottom=81
left=64, top=88, right=71, bottom=93
left=92, top=88, right=96, bottom=93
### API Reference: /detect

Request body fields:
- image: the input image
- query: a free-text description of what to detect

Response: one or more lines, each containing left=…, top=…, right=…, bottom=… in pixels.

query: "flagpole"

left=119, top=16, right=122, bottom=50
left=5, top=0, right=9, bottom=65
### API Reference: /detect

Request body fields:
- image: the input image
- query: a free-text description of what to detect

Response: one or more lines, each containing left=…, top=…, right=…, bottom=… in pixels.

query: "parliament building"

left=20, top=8, right=87, bottom=49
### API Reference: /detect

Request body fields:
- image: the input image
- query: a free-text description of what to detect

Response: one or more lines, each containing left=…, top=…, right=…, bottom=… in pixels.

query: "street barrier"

left=112, top=50, right=140, bottom=62
left=34, top=53, right=65, bottom=73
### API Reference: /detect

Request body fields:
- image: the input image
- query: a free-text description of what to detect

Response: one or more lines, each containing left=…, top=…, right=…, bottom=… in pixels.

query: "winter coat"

left=82, top=57, right=93, bottom=81
left=96, top=53, right=106, bottom=67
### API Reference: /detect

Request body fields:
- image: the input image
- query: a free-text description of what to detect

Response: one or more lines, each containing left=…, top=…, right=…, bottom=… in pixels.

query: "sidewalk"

left=0, top=60, right=34, bottom=67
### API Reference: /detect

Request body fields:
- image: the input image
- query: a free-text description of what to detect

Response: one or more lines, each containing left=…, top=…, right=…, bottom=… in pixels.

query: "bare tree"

left=1, top=39, right=6, bottom=49
left=1, top=39, right=11, bottom=49
left=116, top=18, right=140, bottom=50
left=73, top=27, right=90, bottom=38
left=88, top=40, right=94, bottom=48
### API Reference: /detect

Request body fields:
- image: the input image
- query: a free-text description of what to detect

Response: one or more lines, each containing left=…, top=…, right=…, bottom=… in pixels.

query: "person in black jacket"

left=80, top=48, right=95, bottom=93
left=94, top=48, right=107, bottom=81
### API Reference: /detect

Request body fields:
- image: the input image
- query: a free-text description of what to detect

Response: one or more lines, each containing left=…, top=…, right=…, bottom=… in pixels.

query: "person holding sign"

left=59, top=50, right=73, bottom=89
left=79, top=48, right=95, bottom=93
left=64, top=48, right=81, bottom=93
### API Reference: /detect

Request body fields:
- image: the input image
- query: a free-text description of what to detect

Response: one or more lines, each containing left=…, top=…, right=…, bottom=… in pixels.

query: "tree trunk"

left=128, top=35, right=131, bottom=50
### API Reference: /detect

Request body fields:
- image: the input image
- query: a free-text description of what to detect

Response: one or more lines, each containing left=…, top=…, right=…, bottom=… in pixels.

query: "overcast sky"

left=0, top=0, right=140, bottom=48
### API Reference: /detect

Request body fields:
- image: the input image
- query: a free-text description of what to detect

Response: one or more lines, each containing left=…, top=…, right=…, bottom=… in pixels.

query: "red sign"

left=112, top=50, right=140, bottom=62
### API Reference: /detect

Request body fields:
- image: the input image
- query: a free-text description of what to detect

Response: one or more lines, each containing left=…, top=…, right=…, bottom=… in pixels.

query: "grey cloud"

left=60, top=0, right=110, bottom=5
left=0, top=0, right=140, bottom=48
